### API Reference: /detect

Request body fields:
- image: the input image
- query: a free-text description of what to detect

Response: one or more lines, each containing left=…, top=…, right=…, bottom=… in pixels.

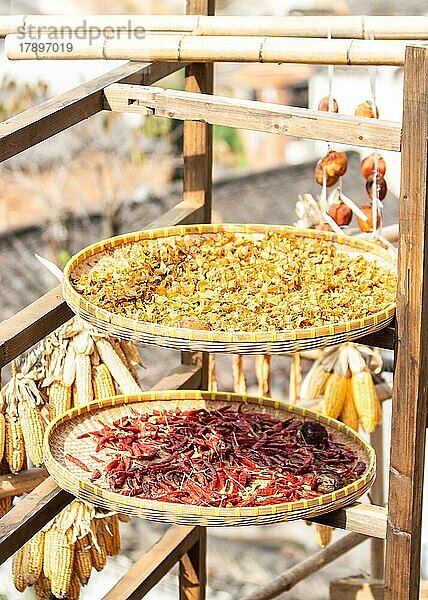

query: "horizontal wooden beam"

left=0, top=285, right=73, bottom=369
left=104, top=85, right=401, bottom=152
left=309, top=503, right=387, bottom=539
left=2, top=15, right=428, bottom=39
left=0, top=468, right=48, bottom=499
left=5, top=34, right=410, bottom=66
left=0, top=61, right=183, bottom=163
left=103, top=525, right=202, bottom=600
left=0, top=477, right=72, bottom=564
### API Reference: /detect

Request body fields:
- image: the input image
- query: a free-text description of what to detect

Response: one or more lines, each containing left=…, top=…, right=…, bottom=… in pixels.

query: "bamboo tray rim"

left=44, top=391, right=376, bottom=521
left=62, top=223, right=396, bottom=345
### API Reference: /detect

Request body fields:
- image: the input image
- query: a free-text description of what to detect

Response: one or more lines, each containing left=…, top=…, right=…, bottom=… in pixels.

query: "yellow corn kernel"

left=49, top=381, right=72, bottom=419
left=18, top=402, right=46, bottom=467
left=66, top=571, right=81, bottom=600
left=74, top=354, right=93, bottom=406
left=74, top=534, right=92, bottom=585
left=43, top=527, right=55, bottom=580
left=50, top=528, right=74, bottom=599
left=315, top=524, right=333, bottom=548
left=305, top=363, right=330, bottom=401
left=34, top=571, right=51, bottom=600
left=0, top=496, right=12, bottom=517
left=95, top=339, right=141, bottom=394
left=339, top=386, right=359, bottom=431
left=100, top=516, right=121, bottom=557
left=0, top=413, right=5, bottom=462
left=322, top=373, right=348, bottom=419
left=24, top=530, right=45, bottom=586
left=93, top=364, right=116, bottom=401
left=12, top=546, right=27, bottom=592
left=5, top=414, right=25, bottom=474
left=90, top=521, right=107, bottom=572
left=351, top=370, right=379, bottom=433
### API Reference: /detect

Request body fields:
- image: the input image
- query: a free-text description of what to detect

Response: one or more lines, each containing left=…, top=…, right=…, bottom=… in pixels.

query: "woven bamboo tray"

left=44, top=391, right=376, bottom=526
left=62, top=224, right=396, bottom=354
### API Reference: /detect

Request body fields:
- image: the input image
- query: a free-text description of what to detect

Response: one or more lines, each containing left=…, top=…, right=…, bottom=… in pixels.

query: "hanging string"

left=320, top=16, right=342, bottom=235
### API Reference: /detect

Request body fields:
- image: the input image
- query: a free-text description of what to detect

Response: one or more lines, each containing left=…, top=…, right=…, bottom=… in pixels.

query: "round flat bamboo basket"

left=44, top=391, right=376, bottom=526
left=62, top=224, right=396, bottom=354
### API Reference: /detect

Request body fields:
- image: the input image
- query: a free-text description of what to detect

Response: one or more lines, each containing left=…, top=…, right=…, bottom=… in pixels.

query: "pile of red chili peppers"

left=72, top=405, right=366, bottom=507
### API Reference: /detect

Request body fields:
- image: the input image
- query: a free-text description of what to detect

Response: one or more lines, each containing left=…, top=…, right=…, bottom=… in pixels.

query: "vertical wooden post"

left=179, top=527, right=207, bottom=600
left=182, top=0, right=215, bottom=390
left=385, top=45, right=428, bottom=600
left=370, top=425, right=384, bottom=580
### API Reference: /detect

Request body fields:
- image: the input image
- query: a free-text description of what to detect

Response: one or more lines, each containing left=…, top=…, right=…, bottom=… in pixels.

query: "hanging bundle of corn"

left=12, top=499, right=126, bottom=599
left=302, top=343, right=387, bottom=434
left=0, top=317, right=143, bottom=476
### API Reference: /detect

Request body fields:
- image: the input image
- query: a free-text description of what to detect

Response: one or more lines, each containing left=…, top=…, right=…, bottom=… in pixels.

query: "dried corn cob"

left=12, top=546, right=27, bottom=592
left=66, top=571, right=81, bottom=600
left=0, top=413, right=5, bottom=463
left=351, top=370, right=379, bottom=433
left=305, top=362, right=330, bottom=401
left=24, top=530, right=45, bottom=586
left=42, top=527, right=56, bottom=580
left=106, top=515, right=121, bottom=556
left=50, top=528, right=75, bottom=598
left=49, top=381, right=71, bottom=419
left=208, top=354, right=218, bottom=392
left=233, top=355, right=246, bottom=394
left=90, top=520, right=107, bottom=571
left=112, top=339, right=140, bottom=383
left=93, top=364, right=116, bottom=401
left=62, top=344, right=76, bottom=387
left=289, top=353, right=300, bottom=404
left=339, top=386, right=359, bottom=431
left=119, top=340, right=141, bottom=366
left=19, top=401, right=46, bottom=467
left=74, top=534, right=92, bottom=585
left=74, top=354, right=93, bottom=406
left=255, top=354, right=271, bottom=397
left=5, top=414, right=25, bottom=474
left=315, top=524, right=333, bottom=548
left=34, top=571, right=51, bottom=600
left=323, top=373, right=348, bottom=419
left=95, top=339, right=142, bottom=394
left=0, top=496, right=12, bottom=517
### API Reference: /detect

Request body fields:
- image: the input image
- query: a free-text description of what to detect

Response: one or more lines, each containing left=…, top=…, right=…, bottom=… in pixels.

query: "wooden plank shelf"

left=309, top=503, right=387, bottom=539
left=103, top=84, right=402, bottom=152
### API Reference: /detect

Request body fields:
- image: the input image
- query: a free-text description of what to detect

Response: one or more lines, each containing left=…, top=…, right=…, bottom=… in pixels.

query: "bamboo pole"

left=3, top=15, right=428, bottom=39
left=5, top=34, right=410, bottom=66
left=241, top=532, right=366, bottom=600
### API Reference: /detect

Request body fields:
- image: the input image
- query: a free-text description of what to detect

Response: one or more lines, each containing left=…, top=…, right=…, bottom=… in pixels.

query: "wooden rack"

left=0, top=3, right=427, bottom=599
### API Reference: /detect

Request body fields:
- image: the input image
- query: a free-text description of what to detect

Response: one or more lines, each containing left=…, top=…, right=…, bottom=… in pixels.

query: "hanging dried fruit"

left=357, top=203, right=382, bottom=233
left=328, top=202, right=353, bottom=226
left=315, top=151, right=348, bottom=186
left=366, top=175, right=388, bottom=201
left=355, top=100, right=379, bottom=119
left=360, top=154, right=387, bottom=180
left=318, top=96, right=339, bottom=112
